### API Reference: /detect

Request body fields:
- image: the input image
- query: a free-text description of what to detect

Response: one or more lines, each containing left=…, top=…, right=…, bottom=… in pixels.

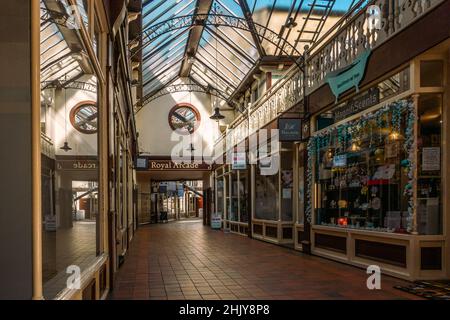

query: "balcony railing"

left=41, top=132, right=55, bottom=159
left=215, top=0, right=445, bottom=148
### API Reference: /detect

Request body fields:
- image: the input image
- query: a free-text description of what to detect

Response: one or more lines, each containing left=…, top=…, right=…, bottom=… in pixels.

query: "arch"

left=133, top=14, right=303, bottom=65
left=136, top=83, right=233, bottom=114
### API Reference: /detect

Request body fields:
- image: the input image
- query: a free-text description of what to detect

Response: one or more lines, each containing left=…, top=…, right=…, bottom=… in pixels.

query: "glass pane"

left=41, top=76, right=99, bottom=299
left=281, top=144, right=293, bottom=221
left=420, top=60, right=444, bottom=87
left=314, top=106, right=409, bottom=232
left=255, top=166, right=279, bottom=221
left=239, top=171, right=249, bottom=223
left=417, top=94, right=442, bottom=235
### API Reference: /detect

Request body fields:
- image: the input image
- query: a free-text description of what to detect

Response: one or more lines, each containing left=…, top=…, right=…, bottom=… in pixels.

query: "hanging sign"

left=326, top=49, right=372, bottom=101
left=232, top=152, right=246, bottom=170
left=278, top=118, right=302, bottom=141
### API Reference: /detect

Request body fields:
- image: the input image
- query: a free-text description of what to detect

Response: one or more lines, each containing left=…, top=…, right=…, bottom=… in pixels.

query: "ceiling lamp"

left=210, top=107, right=225, bottom=121
left=284, top=17, right=298, bottom=29
left=60, top=74, right=72, bottom=152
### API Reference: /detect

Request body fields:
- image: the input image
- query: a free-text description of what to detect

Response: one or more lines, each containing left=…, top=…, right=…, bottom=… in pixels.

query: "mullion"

left=197, top=48, right=243, bottom=83
left=143, top=0, right=194, bottom=31
left=142, top=27, right=190, bottom=63
left=191, top=64, right=228, bottom=92
left=201, top=37, right=248, bottom=76
left=143, top=57, right=183, bottom=87
left=143, top=36, right=188, bottom=71
left=143, top=51, right=184, bottom=82
left=142, top=0, right=166, bottom=20
left=143, top=45, right=186, bottom=79
left=204, top=26, right=254, bottom=66
left=195, top=57, right=237, bottom=90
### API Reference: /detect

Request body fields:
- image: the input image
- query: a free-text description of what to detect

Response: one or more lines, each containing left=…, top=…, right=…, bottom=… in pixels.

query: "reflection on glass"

left=255, top=167, right=278, bottom=221
left=417, top=94, right=442, bottom=235
left=281, top=144, right=293, bottom=221
left=315, top=108, right=409, bottom=233
left=41, top=75, right=99, bottom=298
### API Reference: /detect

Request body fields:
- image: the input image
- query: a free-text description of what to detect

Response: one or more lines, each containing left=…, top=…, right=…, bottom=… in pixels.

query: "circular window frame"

left=70, top=101, right=98, bottom=135
left=168, top=103, right=201, bottom=135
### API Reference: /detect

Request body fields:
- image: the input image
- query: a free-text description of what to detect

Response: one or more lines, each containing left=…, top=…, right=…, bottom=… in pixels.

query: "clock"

left=168, top=103, right=201, bottom=135
left=70, top=101, right=98, bottom=134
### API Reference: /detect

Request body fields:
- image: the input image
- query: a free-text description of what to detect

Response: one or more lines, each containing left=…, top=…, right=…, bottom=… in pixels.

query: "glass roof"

left=40, top=0, right=85, bottom=88
left=141, top=0, right=366, bottom=103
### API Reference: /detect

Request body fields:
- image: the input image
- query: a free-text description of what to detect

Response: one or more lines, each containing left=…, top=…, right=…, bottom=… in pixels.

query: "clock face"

left=168, top=104, right=201, bottom=135
left=70, top=101, right=98, bottom=134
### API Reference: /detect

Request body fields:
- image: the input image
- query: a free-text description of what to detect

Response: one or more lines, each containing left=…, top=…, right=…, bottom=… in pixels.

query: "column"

left=0, top=1, right=37, bottom=299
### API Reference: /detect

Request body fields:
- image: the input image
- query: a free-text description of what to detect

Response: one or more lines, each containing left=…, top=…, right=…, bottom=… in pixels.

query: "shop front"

left=215, top=164, right=250, bottom=236
left=306, top=43, right=449, bottom=280
left=252, top=136, right=296, bottom=245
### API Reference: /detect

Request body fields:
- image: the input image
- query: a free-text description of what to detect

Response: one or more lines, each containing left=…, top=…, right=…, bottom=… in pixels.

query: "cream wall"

left=41, top=75, right=98, bottom=157
left=136, top=78, right=233, bottom=157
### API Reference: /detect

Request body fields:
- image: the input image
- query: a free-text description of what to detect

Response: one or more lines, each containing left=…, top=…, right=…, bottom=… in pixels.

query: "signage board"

left=232, top=152, right=246, bottom=170
left=326, top=49, right=371, bottom=101
left=211, top=213, right=222, bottom=230
left=333, top=87, right=380, bottom=121
left=148, top=160, right=212, bottom=171
left=56, top=159, right=98, bottom=171
left=278, top=118, right=302, bottom=141
left=135, top=157, right=149, bottom=170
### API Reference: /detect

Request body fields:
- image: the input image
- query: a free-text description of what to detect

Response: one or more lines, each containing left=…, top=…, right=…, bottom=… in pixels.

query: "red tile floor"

left=109, top=219, right=420, bottom=300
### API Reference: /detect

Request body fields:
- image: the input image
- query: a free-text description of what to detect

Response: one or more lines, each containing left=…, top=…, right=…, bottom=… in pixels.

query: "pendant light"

left=209, top=4, right=225, bottom=122
left=60, top=75, right=72, bottom=152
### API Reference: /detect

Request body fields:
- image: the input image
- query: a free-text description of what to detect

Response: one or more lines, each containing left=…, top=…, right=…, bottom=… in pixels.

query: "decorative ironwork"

left=133, top=14, right=303, bottom=59
left=136, top=83, right=234, bottom=114
left=41, top=81, right=97, bottom=93
left=40, top=7, right=71, bottom=28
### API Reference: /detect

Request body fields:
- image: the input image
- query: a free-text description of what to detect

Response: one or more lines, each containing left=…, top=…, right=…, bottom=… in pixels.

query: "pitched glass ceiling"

left=141, top=0, right=367, bottom=103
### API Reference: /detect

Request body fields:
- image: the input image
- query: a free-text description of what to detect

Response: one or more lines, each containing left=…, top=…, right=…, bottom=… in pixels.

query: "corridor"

left=110, top=220, right=419, bottom=300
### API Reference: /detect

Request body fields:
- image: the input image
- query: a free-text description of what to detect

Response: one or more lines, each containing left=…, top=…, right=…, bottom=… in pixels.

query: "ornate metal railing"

left=41, top=132, right=55, bottom=159
left=214, top=0, right=445, bottom=149
left=306, top=0, right=445, bottom=93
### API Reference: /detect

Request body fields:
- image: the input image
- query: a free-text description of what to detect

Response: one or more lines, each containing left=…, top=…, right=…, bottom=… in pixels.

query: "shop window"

left=41, top=76, right=99, bottom=299
left=417, top=94, right=442, bottom=235
left=229, top=171, right=238, bottom=221
left=239, top=171, right=249, bottom=223
left=297, top=146, right=305, bottom=225
left=216, top=176, right=224, bottom=218
left=313, top=102, right=411, bottom=233
left=255, top=166, right=279, bottom=221
left=420, top=60, right=444, bottom=87
left=281, top=143, right=294, bottom=221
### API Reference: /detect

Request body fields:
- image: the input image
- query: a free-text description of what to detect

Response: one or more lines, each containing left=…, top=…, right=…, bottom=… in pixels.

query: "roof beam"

left=237, top=0, right=266, bottom=57
left=179, top=0, right=214, bottom=77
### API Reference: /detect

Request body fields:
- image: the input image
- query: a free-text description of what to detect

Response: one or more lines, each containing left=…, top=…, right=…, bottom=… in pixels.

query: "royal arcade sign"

left=136, top=157, right=212, bottom=171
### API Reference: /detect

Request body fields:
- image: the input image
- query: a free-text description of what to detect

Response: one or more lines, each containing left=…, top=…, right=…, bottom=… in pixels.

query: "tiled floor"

left=109, top=219, right=420, bottom=300
left=43, top=221, right=97, bottom=299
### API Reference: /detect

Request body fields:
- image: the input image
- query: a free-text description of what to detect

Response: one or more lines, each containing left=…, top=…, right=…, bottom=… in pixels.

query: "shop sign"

left=422, top=147, right=440, bottom=171
left=334, top=88, right=380, bottom=121
left=278, top=118, right=302, bottom=141
left=232, top=152, right=246, bottom=170
left=326, top=49, right=372, bottom=101
left=148, top=160, right=212, bottom=171
left=56, top=159, right=98, bottom=171
left=211, top=213, right=222, bottom=229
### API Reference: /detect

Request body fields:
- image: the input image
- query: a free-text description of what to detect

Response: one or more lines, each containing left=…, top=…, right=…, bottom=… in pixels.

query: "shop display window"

left=297, top=145, right=305, bottom=225
left=313, top=103, right=411, bottom=233
left=239, top=171, right=249, bottom=223
left=229, top=171, right=238, bottom=221
left=417, top=94, right=443, bottom=234
left=281, top=144, right=294, bottom=221
left=255, top=166, right=279, bottom=221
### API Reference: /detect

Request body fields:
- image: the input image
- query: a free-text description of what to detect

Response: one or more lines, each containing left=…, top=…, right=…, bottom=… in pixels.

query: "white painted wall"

left=42, top=75, right=98, bottom=157
left=136, top=78, right=234, bottom=157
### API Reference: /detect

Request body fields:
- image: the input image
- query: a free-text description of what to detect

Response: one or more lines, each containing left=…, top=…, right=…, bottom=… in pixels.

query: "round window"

left=168, top=103, right=201, bottom=135
left=70, top=101, right=98, bottom=134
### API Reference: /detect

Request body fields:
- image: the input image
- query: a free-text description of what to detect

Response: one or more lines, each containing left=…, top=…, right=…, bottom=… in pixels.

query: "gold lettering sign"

left=148, top=160, right=210, bottom=171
